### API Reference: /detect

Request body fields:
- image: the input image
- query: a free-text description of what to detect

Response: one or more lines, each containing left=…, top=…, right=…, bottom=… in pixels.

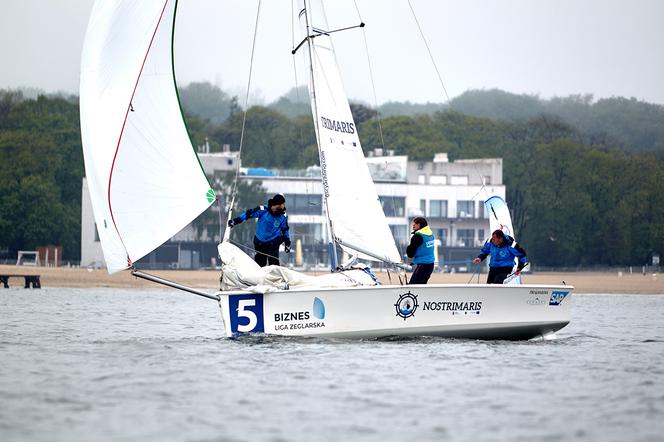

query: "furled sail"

left=298, top=1, right=401, bottom=263
left=80, top=0, right=214, bottom=273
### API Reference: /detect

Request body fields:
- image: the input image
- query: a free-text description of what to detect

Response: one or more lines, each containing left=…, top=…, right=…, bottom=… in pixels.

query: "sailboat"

left=80, top=0, right=572, bottom=340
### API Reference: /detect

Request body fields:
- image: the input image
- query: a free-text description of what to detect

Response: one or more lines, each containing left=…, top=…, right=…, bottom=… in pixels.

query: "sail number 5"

left=228, top=294, right=265, bottom=334
left=237, top=299, right=258, bottom=331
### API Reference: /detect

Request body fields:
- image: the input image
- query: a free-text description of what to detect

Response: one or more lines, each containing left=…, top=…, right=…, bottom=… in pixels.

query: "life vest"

left=412, top=226, right=435, bottom=265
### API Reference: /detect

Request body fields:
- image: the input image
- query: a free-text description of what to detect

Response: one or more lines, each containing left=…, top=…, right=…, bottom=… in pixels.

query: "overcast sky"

left=1, top=0, right=663, bottom=105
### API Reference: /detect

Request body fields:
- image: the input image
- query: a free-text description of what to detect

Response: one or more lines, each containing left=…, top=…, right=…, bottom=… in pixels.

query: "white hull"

left=217, top=284, right=572, bottom=340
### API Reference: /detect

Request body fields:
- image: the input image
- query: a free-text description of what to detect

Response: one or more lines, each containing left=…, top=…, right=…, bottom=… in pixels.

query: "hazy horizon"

left=2, top=0, right=663, bottom=106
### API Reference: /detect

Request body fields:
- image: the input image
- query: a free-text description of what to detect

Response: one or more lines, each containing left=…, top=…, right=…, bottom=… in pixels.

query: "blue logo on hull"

left=313, top=297, right=325, bottom=319
left=549, top=291, right=569, bottom=306
left=395, top=292, right=418, bottom=320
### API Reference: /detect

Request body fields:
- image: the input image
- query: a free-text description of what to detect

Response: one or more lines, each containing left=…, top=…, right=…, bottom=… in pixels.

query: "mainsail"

left=80, top=0, right=214, bottom=273
left=298, top=1, right=401, bottom=264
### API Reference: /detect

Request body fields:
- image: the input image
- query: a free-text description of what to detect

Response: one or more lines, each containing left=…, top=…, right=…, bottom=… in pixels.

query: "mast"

left=301, top=0, right=339, bottom=270
left=294, top=1, right=400, bottom=268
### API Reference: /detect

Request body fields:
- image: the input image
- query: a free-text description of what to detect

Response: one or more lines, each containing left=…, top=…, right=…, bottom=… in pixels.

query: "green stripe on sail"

left=171, top=0, right=212, bottom=191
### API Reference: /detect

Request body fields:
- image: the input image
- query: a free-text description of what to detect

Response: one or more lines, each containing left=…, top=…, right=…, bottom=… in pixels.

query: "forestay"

left=80, top=0, right=214, bottom=273
left=298, top=0, right=401, bottom=264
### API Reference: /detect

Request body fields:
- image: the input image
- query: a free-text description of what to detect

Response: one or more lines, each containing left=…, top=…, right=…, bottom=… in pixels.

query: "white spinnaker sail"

left=80, top=0, right=214, bottom=273
left=484, top=195, right=515, bottom=239
left=299, top=2, right=401, bottom=263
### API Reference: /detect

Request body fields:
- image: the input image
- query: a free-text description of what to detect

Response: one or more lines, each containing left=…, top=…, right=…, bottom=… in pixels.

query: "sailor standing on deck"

left=227, top=194, right=291, bottom=267
left=406, top=217, right=435, bottom=284
left=473, top=229, right=527, bottom=284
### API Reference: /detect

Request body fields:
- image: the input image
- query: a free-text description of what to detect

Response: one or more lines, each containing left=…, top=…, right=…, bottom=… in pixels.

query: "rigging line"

left=466, top=158, right=494, bottom=212
left=352, top=0, right=406, bottom=264
left=291, top=0, right=296, bottom=48
left=468, top=157, right=492, bottom=199
left=362, top=33, right=386, bottom=151
left=407, top=0, right=450, bottom=103
left=467, top=264, right=481, bottom=283
left=228, top=238, right=280, bottom=261
left=353, top=0, right=386, bottom=151
left=314, top=2, right=340, bottom=111
left=217, top=197, right=224, bottom=242
left=229, top=0, right=262, bottom=216
left=469, top=179, right=489, bottom=208
left=351, top=0, right=363, bottom=21
left=290, top=2, right=305, bottom=140
left=469, top=185, right=485, bottom=202
left=290, top=0, right=309, bottom=183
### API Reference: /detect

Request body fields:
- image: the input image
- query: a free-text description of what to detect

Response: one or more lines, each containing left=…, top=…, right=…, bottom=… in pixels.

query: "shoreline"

left=1, top=264, right=661, bottom=294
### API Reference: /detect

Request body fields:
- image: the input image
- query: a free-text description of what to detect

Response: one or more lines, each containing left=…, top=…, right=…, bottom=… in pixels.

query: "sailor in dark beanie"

left=268, top=193, right=285, bottom=207
left=228, top=194, right=290, bottom=267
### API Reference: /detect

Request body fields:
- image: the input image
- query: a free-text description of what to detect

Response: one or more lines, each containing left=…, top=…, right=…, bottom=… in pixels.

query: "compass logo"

left=395, top=291, right=419, bottom=320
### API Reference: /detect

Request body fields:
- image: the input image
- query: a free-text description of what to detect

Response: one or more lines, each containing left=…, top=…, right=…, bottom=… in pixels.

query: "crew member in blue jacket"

left=227, top=194, right=291, bottom=267
left=406, top=217, right=435, bottom=284
left=473, top=229, right=527, bottom=284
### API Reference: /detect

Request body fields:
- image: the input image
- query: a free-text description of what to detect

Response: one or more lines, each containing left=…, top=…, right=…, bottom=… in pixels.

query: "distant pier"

left=0, top=274, right=41, bottom=288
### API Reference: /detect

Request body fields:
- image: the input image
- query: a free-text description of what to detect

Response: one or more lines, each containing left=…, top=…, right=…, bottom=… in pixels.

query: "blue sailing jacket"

left=408, top=226, right=435, bottom=265
left=238, top=205, right=290, bottom=244
left=478, top=235, right=527, bottom=268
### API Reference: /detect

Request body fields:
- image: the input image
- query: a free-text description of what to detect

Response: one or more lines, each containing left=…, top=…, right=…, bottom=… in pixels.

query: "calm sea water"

left=1, top=288, right=663, bottom=442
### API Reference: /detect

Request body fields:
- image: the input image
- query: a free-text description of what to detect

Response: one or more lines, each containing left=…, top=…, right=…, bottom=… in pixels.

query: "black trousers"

left=254, top=237, right=280, bottom=267
left=409, top=263, right=434, bottom=284
left=487, top=266, right=513, bottom=284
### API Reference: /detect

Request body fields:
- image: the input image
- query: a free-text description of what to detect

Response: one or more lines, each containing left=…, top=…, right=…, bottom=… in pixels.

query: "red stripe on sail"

left=107, top=0, right=170, bottom=266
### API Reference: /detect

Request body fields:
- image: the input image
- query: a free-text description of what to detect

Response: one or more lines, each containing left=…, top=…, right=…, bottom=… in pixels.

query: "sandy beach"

left=1, top=264, right=661, bottom=294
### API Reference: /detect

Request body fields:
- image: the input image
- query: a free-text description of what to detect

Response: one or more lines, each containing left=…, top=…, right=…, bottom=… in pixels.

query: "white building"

left=80, top=151, right=504, bottom=269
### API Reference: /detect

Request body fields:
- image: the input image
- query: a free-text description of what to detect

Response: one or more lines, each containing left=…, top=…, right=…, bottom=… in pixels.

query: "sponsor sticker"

left=526, top=296, right=547, bottom=306
left=273, top=297, right=326, bottom=331
left=422, top=301, right=482, bottom=315
left=528, top=290, right=549, bottom=305
left=395, top=292, right=418, bottom=320
left=549, top=291, right=570, bottom=306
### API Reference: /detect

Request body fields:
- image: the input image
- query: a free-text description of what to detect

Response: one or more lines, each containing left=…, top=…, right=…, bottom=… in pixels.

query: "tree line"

left=0, top=91, right=82, bottom=262
left=181, top=82, right=664, bottom=156
left=1, top=85, right=663, bottom=266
